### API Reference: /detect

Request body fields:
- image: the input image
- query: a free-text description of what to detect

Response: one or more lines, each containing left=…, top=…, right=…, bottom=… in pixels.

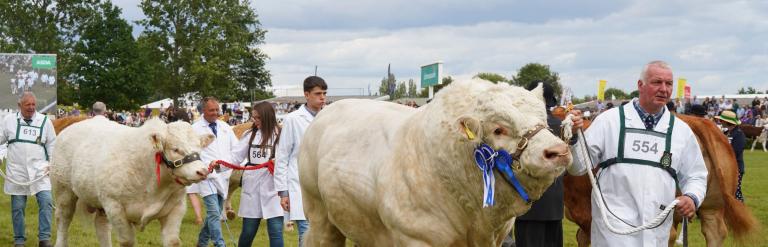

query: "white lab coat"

left=231, top=129, right=283, bottom=219
left=568, top=100, right=708, bottom=247
left=0, top=112, right=56, bottom=195
left=192, top=119, right=237, bottom=199
left=274, top=105, right=314, bottom=220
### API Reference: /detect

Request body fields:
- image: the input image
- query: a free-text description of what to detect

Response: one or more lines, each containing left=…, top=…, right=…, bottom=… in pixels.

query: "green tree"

left=629, top=90, right=639, bottom=98
left=738, top=87, right=762, bottom=94
left=69, top=2, right=150, bottom=111
left=603, top=87, right=629, bottom=100
left=138, top=0, right=270, bottom=102
left=473, top=72, right=507, bottom=84
left=378, top=72, right=396, bottom=96
left=509, top=63, right=563, bottom=97
left=407, top=79, right=417, bottom=97
left=393, top=81, right=407, bottom=99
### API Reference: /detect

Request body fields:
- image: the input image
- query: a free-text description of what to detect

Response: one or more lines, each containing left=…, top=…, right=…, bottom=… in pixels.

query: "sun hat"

left=715, top=110, right=740, bottom=125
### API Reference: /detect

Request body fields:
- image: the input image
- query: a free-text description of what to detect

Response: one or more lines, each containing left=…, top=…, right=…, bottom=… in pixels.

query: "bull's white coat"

left=51, top=118, right=213, bottom=247
left=299, top=79, right=572, bottom=246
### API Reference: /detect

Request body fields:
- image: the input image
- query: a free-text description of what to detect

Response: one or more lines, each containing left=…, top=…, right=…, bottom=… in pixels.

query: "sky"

left=114, top=0, right=768, bottom=98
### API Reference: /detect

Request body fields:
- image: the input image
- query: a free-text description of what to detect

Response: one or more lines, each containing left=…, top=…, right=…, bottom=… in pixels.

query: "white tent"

left=140, top=98, right=174, bottom=109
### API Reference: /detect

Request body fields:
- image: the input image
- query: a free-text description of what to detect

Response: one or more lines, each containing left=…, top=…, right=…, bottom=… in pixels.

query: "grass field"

left=0, top=152, right=766, bottom=246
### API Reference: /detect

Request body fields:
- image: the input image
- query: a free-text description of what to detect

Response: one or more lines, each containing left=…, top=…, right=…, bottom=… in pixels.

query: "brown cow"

left=53, top=116, right=88, bottom=134
left=563, top=114, right=760, bottom=247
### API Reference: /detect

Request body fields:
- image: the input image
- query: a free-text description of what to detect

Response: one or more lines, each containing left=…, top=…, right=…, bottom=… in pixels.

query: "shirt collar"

left=632, top=98, right=665, bottom=125
left=303, top=105, right=317, bottom=117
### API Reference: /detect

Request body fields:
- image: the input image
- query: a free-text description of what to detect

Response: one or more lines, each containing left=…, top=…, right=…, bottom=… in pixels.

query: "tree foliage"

left=137, top=0, right=271, bottom=102
left=474, top=72, right=507, bottom=84
left=509, top=63, right=563, bottom=98
left=603, top=87, right=629, bottom=100
left=69, top=2, right=150, bottom=110
left=738, top=87, right=763, bottom=94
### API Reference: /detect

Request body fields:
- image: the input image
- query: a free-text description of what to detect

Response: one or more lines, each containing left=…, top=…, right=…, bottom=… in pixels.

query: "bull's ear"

left=200, top=134, right=215, bottom=148
left=457, top=116, right=482, bottom=142
left=531, top=82, right=545, bottom=103
left=150, top=132, right=164, bottom=152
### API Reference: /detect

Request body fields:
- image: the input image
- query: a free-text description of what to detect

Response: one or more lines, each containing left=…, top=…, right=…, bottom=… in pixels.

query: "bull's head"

left=430, top=79, right=572, bottom=202
left=150, top=121, right=214, bottom=185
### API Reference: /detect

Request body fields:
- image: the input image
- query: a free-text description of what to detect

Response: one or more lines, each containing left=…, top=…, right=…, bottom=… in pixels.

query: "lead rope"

left=575, top=128, right=679, bottom=234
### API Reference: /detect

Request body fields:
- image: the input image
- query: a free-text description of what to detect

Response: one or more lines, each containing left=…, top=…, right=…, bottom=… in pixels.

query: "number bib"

left=18, top=125, right=42, bottom=143
left=623, top=129, right=665, bottom=162
left=250, top=145, right=271, bottom=163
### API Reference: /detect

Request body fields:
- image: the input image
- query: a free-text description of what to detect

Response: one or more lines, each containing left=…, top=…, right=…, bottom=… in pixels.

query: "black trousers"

left=514, top=220, right=563, bottom=247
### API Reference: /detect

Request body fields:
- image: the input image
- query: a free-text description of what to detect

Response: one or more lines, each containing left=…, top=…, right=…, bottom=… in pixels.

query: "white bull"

left=299, top=79, right=572, bottom=246
left=51, top=118, right=213, bottom=247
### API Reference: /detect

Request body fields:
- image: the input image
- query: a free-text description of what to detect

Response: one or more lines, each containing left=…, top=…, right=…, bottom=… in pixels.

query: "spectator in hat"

left=716, top=110, right=746, bottom=202
left=688, top=104, right=708, bottom=118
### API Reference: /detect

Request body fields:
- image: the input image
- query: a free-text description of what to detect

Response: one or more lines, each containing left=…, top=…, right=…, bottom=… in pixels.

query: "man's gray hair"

left=18, top=91, right=36, bottom=103
left=92, top=101, right=107, bottom=115
left=639, top=60, right=672, bottom=84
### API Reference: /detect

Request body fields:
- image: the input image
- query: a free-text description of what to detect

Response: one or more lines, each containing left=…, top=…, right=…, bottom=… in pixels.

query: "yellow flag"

left=597, top=80, right=607, bottom=100
left=676, top=78, right=686, bottom=99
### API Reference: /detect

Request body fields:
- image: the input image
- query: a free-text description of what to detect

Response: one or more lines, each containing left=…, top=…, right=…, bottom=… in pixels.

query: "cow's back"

left=300, top=99, right=416, bottom=241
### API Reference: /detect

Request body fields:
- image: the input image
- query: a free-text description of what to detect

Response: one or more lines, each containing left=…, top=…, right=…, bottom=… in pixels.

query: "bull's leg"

left=302, top=192, right=345, bottom=247
left=224, top=170, right=243, bottom=220
left=576, top=228, right=590, bottom=247
left=53, top=188, right=78, bottom=247
left=751, top=139, right=757, bottom=151
left=699, top=210, right=727, bottom=247
left=102, top=200, right=136, bottom=247
left=159, top=203, right=185, bottom=247
left=94, top=210, right=112, bottom=247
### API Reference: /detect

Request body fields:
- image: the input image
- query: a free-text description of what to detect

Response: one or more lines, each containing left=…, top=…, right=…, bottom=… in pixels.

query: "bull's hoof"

left=39, top=240, right=53, bottom=247
left=226, top=209, right=236, bottom=220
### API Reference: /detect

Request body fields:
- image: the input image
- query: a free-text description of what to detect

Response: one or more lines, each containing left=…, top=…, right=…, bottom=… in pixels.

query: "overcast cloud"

left=115, top=0, right=768, bottom=97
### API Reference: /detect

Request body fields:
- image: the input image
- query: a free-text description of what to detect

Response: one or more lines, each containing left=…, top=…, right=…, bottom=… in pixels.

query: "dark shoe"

left=39, top=240, right=52, bottom=247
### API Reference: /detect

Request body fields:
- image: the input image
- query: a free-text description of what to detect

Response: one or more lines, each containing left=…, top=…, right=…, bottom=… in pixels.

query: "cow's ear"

left=531, top=82, right=545, bottom=103
left=200, top=134, right=215, bottom=148
left=457, top=116, right=482, bottom=142
left=150, top=132, right=164, bottom=152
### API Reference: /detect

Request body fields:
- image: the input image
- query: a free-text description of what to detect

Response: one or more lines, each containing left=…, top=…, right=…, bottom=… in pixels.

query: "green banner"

left=31, top=55, right=56, bottom=69
left=421, top=63, right=440, bottom=88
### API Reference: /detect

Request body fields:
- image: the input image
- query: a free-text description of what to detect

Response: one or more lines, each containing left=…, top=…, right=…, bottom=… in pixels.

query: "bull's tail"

left=720, top=177, right=762, bottom=245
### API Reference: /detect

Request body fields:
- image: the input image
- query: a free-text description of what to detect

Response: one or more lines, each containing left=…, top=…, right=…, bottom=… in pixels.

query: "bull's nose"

left=543, top=143, right=571, bottom=166
left=197, top=169, right=209, bottom=179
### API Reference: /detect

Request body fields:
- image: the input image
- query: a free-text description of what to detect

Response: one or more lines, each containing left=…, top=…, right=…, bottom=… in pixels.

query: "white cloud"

left=116, top=0, right=768, bottom=97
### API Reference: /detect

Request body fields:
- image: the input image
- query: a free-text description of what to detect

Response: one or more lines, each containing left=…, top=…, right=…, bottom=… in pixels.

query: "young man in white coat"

left=0, top=92, right=56, bottom=247
left=192, top=97, right=238, bottom=247
left=274, top=76, right=327, bottom=246
left=567, top=60, right=708, bottom=246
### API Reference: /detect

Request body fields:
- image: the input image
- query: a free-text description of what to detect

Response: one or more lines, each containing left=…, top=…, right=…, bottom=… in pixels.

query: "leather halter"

left=512, top=124, right=548, bottom=161
left=160, top=152, right=201, bottom=169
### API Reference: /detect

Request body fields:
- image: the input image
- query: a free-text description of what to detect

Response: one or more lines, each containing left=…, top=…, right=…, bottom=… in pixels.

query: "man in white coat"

left=567, top=61, right=708, bottom=246
left=275, top=76, right=327, bottom=246
left=192, top=97, right=238, bottom=247
left=0, top=92, right=56, bottom=247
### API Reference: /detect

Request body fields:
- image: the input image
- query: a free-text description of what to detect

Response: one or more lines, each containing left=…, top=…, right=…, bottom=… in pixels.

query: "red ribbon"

left=155, top=152, right=163, bottom=185
left=211, top=160, right=275, bottom=175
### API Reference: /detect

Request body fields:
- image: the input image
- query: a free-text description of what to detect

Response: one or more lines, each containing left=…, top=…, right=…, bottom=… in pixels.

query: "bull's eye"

left=173, top=148, right=181, bottom=154
left=494, top=128, right=503, bottom=135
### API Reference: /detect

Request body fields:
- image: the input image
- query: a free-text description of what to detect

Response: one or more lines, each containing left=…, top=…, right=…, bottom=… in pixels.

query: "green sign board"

left=31, top=55, right=56, bottom=69
left=421, top=63, right=440, bottom=88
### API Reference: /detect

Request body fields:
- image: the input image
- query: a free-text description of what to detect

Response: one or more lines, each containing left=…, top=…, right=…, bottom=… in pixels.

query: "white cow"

left=51, top=118, right=213, bottom=247
left=299, top=79, right=572, bottom=246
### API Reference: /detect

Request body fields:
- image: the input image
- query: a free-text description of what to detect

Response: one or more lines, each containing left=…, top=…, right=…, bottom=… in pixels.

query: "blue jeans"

left=238, top=217, right=284, bottom=247
left=296, top=220, right=309, bottom=247
left=11, top=190, right=53, bottom=245
left=198, top=194, right=225, bottom=247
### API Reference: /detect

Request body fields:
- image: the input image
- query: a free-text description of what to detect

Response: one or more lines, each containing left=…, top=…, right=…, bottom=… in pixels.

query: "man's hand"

left=281, top=197, right=290, bottom=212
left=569, top=109, right=584, bottom=129
left=675, top=195, right=696, bottom=218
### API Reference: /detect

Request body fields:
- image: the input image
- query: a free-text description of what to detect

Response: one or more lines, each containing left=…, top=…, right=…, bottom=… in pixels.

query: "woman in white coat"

left=231, top=102, right=284, bottom=247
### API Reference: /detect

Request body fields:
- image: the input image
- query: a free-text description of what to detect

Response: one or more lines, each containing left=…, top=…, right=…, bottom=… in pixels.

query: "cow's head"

left=150, top=120, right=214, bottom=185
left=429, top=79, right=572, bottom=199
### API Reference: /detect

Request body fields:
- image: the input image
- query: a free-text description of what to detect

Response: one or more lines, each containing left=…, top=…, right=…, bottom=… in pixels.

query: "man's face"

left=18, top=97, right=36, bottom=119
left=638, top=65, right=673, bottom=110
left=203, top=101, right=220, bottom=123
left=304, top=87, right=327, bottom=110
